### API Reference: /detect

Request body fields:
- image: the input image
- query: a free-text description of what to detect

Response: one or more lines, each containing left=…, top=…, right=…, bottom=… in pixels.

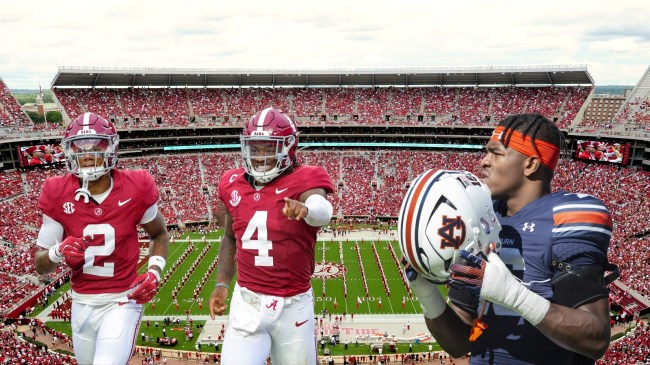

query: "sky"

left=1, top=0, right=648, bottom=89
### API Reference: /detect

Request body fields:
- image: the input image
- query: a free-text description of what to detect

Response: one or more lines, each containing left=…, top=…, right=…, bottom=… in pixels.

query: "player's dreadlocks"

left=496, top=113, right=567, bottom=173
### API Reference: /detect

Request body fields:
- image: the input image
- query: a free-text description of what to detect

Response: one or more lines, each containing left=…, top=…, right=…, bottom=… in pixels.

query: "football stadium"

left=0, top=65, right=649, bottom=365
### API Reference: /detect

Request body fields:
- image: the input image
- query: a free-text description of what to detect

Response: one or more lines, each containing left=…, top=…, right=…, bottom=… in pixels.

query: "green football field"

left=139, top=230, right=448, bottom=317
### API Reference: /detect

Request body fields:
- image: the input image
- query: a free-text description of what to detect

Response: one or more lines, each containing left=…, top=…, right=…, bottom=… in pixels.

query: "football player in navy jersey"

left=407, top=113, right=616, bottom=364
left=208, top=108, right=334, bottom=365
left=34, top=112, right=169, bottom=365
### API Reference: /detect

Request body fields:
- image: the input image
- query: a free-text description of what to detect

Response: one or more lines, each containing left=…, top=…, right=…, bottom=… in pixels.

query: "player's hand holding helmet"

left=128, top=269, right=160, bottom=304
left=398, top=169, right=502, bottom=283
left=397, top=170, right=502, bottom=320
left=450, top=250, right=550, bottom=326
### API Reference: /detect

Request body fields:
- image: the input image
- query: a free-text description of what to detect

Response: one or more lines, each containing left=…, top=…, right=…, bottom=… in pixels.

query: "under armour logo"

left=522, top=222, right=535, bottom=232
left=266, top=299, right=279, bottom=311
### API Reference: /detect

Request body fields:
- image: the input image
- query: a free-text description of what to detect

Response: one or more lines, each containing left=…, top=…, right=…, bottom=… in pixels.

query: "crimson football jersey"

left=38, top=169, right=158, bottom=294
left=218, top=165, right=334, bottom=296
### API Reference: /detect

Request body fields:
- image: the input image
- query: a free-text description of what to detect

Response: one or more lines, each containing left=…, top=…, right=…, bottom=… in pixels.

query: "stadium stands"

left=0, top=79, right=30, bottom=130
left=0, top=320, right=76, bottom=365
left=47, top=86, right=594, bottom=130
left=596, top=320, right=649, bottom=365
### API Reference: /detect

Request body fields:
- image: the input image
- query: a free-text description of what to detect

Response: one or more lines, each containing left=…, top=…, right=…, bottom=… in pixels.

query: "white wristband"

left=215, top=282, right=229, bottom=291
left=48, top=244, right=63, bottom=263
left=148, top=255, right=166, bottom=272
left=304, top=194, right=333, bottom=227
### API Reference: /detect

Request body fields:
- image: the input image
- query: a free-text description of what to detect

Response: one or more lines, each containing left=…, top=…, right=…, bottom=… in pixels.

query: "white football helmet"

left=398, top=169, right=502, bottom=283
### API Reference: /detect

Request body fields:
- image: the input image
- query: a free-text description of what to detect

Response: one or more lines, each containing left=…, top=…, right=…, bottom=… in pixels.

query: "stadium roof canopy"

left=51, top=65, right=594, bottom=88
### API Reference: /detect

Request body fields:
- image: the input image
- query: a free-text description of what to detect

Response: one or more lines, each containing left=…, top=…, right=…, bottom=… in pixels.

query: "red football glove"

left=128, top=269, right=160, bottom=304
left=50, top=236, right=90, bottom=264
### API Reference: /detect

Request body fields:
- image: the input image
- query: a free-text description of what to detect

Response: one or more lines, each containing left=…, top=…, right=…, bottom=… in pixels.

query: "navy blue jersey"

left=449, top=191, right=612, bottom=364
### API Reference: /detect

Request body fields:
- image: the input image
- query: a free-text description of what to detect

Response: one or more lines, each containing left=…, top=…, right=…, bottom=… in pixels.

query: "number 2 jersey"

left=449, top=191, right=613, bottom=365
left=37, top=169, right=158, bottom=296
left=218, top=165, right=334, bottom=297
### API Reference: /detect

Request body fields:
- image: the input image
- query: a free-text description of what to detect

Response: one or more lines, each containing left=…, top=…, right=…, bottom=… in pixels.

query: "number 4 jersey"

left=218, top=165, right=334, bottom=297
left=38, top=169, right=159, bottom=296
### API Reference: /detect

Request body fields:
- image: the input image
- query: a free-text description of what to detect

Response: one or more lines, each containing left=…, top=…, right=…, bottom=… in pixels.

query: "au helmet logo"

left=438, top=215, right=466, bottom=249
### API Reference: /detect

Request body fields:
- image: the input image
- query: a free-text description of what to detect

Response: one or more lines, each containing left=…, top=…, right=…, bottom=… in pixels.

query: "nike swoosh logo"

left=275, top=188, right=289, bottom=194
left=118, top=198, right=132, bottom=206
left=295, top=319, right=309, bottom=327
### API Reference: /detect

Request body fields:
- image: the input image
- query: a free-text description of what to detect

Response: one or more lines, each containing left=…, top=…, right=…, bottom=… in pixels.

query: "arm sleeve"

left=140, top=204, right=158, bottom=225
left=36, top=214, right=64, bottom=249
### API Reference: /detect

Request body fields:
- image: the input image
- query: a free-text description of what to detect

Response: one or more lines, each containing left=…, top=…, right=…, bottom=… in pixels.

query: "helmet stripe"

left=256, top=107, right=274, bottom=131
left=402, top=169, right=437, bottom=273
left=82, top=112, right=91, bottom=132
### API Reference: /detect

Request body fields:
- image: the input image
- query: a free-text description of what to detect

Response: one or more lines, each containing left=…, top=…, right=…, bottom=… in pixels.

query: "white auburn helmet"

left=398, top=169, right=502, bottom=283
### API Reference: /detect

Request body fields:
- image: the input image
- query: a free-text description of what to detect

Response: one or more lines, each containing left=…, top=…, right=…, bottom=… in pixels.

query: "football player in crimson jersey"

left=406, top=114, right=617, bottom=364
left=208, top=108, right=334, bottom=365
left=34, top=112, right=169, bottom=365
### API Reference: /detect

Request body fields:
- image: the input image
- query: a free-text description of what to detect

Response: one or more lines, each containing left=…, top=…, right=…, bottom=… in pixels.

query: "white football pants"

left=71, top=301, right=143, bottom=365
left=221, top=284, right=316, bottom=365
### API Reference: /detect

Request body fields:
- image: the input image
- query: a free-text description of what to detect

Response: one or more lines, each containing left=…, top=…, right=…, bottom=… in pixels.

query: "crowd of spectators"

left=0, top=170, right=22, bottom=199
left=596, top=320, right=649, bottom=365
left=0, top=79, right=30, bottom=129
left=615, top=96, right=650, bottom=132
left=0, top=320, right=76, bottom=364
left=42, top=86, right=595, bottom=132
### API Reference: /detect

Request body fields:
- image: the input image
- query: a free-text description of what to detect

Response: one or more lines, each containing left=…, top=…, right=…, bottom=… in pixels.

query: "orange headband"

left=490, top=126, right=560, bottom=170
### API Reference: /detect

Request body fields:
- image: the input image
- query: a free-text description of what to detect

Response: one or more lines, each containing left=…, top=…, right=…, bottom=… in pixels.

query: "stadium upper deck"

left=1, top=65, right=648, bottom=171
left=51, top=65, right=593, bottom=88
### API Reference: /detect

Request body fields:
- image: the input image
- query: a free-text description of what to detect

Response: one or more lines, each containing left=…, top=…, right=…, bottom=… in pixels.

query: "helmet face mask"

left=62, top=113, right=119, bottom=181
left=398, top=170, right=502, bottom=283
left=241, top=108, right=298, bottom=184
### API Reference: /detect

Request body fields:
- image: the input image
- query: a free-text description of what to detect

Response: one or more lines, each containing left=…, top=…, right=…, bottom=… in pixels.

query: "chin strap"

left=75, top=172, right=92, bottom=203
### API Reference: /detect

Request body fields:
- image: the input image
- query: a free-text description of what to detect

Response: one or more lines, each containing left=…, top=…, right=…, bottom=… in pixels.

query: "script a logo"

left=438, top=215, right=466, bottom=249
left=229, top=190, right=241, bottom=207
left=266, top=299, right=278, bottom=311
